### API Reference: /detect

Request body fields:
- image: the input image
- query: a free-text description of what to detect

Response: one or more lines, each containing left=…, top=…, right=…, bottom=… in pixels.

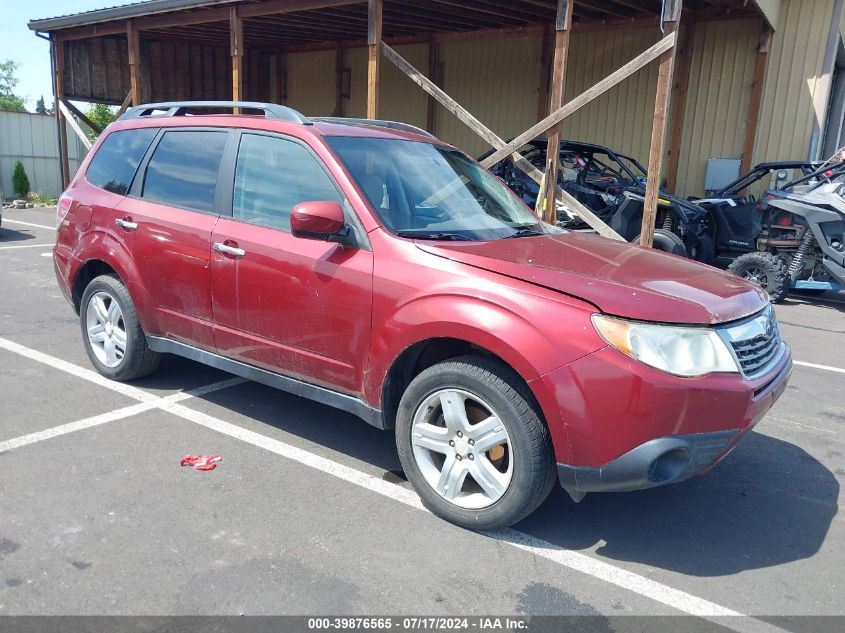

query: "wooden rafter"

left=741, top=25, right=772, bottom=174
left=367, top=0, right=382, bottom=119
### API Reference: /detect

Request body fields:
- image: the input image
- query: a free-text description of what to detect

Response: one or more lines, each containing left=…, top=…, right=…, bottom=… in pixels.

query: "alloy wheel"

left=85, top=291, right=127, bottom=368
left=410, top=388, right=513, bottom=509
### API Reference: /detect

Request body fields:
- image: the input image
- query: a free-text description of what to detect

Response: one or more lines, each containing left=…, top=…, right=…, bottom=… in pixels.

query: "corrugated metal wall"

left=673, top=18, right=760, bottom=196
left=756, top=0, right=834, bottom=163
left=435, top=35, right=541, bottom=158
left=0, top=112, right=87, bottom=199
left=287, top=49, right=336, bottom=116
left=562, top=27, right=661, bottom=162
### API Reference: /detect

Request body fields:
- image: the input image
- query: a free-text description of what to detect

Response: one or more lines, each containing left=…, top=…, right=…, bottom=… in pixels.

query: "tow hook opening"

left=647, top=448, right=690, bottom=484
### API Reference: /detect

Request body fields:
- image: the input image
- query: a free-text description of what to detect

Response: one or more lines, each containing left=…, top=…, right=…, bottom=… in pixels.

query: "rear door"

left=209, top=131, right=373, bottom=394
left=118, top=128, right=232, bottom=350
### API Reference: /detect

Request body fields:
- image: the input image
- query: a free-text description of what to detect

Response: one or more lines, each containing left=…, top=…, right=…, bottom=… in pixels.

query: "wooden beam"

left=230, top=7, right=244, bottom=105
left=367, top=0, right=383, bottom=119
left=116, top=89, right=134, bottom=118
left=639, top=1, right=682, bottom=248
left=542, top=0, right=574, bottom=224
left=127, top=20, right=141, bottom=106
left=741, top=26, right=772, bottom=174
left=60, top=99, right=104, bottom=135
left=480, top=32, right=677, bottom=169
left=665, top=20, right=695, bottom=192
left=58, top=100, right=94, bottom=151
left=381, top=41, right=623, bottom=240
left=53, top=38, right=70, bottom=188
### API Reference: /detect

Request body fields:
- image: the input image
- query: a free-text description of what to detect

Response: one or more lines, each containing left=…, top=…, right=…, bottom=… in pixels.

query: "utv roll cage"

left=781, top=160, right=845, bottom=193
left=714, top=161, right=823, bottom=197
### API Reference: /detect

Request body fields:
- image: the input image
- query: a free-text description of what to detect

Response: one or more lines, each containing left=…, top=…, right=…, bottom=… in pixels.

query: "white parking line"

left=0, top=336, right=791, bottom=632
left=793, top=360, right=845, bottom=375
left=2, top=218, right=56, bottom=231
left=0, top=377, right=245, bottom=454
left=0, top=243, right=55, bottom=250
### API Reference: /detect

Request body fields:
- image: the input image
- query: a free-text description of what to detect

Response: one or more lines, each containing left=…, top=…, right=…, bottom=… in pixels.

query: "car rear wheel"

left=727, top=252, right=789, bottom=303
left=632, top=228, right=688, bottom=257
left=395, top=356, right=556, bottom=530
left=80, top=274, right=161, bottom=381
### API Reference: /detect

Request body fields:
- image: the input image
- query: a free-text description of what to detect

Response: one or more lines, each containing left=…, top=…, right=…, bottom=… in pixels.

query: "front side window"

left=86, top=128, right=157, bottom=195
left=233, top=133, right=342, bottom=231
left=327, top=136, right=543, bottom=240
left=142, top=130, right=227, bottom=212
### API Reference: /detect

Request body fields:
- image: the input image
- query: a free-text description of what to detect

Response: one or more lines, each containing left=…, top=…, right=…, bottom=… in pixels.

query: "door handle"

left=115, top=218, right=138, bottom=231
left=213, top=242, right=246, bottom=258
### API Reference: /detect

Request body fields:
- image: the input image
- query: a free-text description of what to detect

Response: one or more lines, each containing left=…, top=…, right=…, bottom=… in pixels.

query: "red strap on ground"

left=180, top=454, right=222, bottom=471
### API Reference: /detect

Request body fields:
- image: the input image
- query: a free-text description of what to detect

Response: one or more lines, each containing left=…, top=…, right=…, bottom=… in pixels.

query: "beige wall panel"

left=436, top=35, right=542, bottom=157
left=287, top=49, right=335, bottom=116
left=562, top=27, right=661, bottom=166
left=756, top=0, right=834, bottom=163
left=754, top=0, right=784, bottom=31
left=674, top=19, right=759, bottom=196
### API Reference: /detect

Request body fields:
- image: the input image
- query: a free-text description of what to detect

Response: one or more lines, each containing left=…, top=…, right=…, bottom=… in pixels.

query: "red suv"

left=54, top=102, right=792, bottom=529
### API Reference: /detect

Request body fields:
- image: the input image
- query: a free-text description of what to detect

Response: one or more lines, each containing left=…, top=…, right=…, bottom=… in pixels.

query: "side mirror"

left=291, top=201, right=348, bottom=243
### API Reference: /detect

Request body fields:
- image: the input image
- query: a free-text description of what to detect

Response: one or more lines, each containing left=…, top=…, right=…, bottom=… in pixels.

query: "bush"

left=12, top=160, right=29, bottom=197
left=27, top=191, right=56, bottom=206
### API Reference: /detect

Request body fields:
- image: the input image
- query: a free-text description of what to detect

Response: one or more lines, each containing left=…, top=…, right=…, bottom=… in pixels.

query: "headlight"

left=591, top=314, right=739, bottom=377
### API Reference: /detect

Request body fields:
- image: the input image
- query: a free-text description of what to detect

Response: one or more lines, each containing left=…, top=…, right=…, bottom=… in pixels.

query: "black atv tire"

left=727, top=252, right=790, bottom=303
left=632, top=229, right=688, bottom=257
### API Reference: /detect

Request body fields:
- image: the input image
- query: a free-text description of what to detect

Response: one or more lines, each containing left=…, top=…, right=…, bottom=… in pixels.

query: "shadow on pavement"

left=0, top=227, right=37, bottom=243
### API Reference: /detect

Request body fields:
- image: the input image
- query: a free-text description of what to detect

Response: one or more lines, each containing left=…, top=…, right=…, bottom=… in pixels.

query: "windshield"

left=327, top=136, right=545, bottom=240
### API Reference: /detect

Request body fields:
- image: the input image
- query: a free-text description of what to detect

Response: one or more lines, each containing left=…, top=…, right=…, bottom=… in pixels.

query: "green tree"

left=0, top=60, right=26, bottom=113
left=35, top=95, right=47, bottom=114
left=84, top=103, right=116, bottom=138
left=12, top=161, right=30, bottom=197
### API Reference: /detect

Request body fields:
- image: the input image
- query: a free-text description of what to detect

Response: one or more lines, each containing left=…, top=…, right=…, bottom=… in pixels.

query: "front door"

left=210, top=132, right=373, bottom=394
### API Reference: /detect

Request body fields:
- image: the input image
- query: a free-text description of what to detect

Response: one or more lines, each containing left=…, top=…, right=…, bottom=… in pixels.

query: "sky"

left=0, top=0, right=137, bottom=110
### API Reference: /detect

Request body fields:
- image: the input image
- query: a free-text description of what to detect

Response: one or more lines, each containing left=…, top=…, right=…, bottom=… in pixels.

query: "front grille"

left=719, top=306, right=784, bottom=378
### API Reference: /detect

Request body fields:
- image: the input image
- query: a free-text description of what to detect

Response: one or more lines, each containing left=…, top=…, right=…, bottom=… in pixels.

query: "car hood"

left=416, top=232, right=768, bottom=325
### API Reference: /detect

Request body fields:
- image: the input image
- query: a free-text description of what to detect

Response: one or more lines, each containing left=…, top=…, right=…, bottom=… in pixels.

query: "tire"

left=727, top=252, right=790, bottom=303
left=80, top=274, right=161, bottom=381
left=395, top=355, right=556, bottom=530
left=632, top=228, right=688, bottom=257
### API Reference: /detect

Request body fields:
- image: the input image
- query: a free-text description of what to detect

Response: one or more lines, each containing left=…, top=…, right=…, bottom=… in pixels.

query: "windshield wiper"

left=500, top=227, right=545, bottom=239
left=395, top=230, right=472, bottom=241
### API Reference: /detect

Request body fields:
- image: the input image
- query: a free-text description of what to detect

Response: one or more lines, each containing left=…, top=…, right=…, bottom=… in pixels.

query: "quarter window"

left=142, top=130, right=227, bottom=213
left=233, top=133, right=342, bottom=231
left=86, top=128, right=157, bottom=195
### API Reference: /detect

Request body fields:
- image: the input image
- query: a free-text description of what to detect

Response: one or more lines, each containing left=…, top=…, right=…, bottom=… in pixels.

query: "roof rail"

left=119, top=101, right=311, bottom=124
left=312, top=117, right=436, bottom=139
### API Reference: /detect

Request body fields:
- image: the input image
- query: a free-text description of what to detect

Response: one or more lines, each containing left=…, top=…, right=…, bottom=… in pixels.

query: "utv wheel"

left=727, top=252, right=790, bottom=303
left=632, top=229, right=688, bottom=257
left=80, top=274, right=161, bottom=381
left=395, top=356, right=556, bottom=530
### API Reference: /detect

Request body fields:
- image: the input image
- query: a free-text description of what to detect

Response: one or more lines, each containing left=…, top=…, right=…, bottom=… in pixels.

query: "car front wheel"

left=395, top=356, right=556, bottom=530
left=80, top=274, right=161, bottom=381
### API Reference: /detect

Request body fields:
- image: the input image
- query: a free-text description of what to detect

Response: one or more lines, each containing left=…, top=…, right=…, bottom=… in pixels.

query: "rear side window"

left=233, top=133, right=342, bottom=231
left=142, top=130, right=227, bottom=213
left=86, top=128, right=157, bottom=195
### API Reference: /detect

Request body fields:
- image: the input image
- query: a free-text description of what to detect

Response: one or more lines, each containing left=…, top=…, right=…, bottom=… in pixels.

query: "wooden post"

left=127, top=20, right=141, bottom=106
left=230, top=7, right=244, bottom=106
left=542, top=0, right=574, bottom=224
left=367, top=0, right=382, bottom=119
left=741, top=26, right=772, bottom=175
left=54, top=38, right=70, bottom=188
left=426, top=36, right=439, bottom=133
left=640, top=0, right=682, bottom=248
left=665, top=20, right=694, bottom=193
left=334, top=41, right=345, bottom=116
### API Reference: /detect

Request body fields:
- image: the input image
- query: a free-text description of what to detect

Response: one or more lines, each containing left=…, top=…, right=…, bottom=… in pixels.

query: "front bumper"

left=531, top=341, right=792, bottom=494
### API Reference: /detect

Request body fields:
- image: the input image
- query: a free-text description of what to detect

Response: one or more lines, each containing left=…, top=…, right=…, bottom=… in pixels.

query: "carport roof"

left=29, top=1, right=773, bottom=48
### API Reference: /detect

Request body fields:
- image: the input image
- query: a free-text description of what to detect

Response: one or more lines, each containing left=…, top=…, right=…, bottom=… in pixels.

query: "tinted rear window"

left=86, top=128, right=157, bottom=195
left=142, top=130, right=228, bottom=212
